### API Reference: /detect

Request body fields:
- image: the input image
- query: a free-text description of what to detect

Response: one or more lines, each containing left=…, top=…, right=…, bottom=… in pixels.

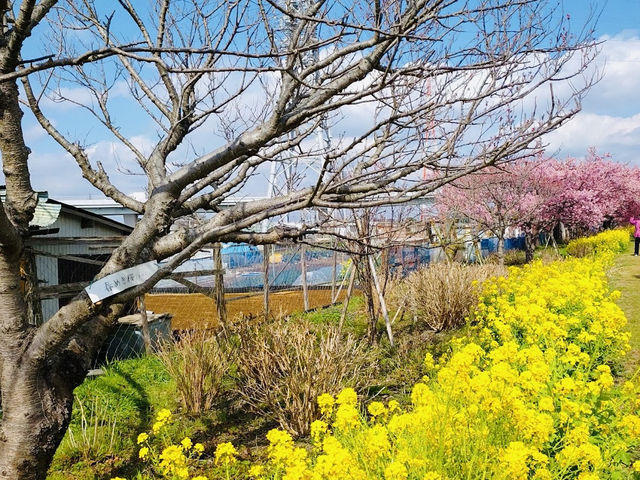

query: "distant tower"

left=264, top=0, right=332, bottom=230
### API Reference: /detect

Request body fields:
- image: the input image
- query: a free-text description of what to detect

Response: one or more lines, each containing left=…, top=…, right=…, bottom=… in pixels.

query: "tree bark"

left=0, top=253, right=73, bottom=480
left=338, top=265, right=356, bottom=332
left=138, top=296, right=152, bottom=355
left=496, top=236, right=505, bottom=265
left=0, top=365, right=73, bottom=480
left=353, top=254, right=377, bottom=344
left=368, top=254, right=394, bottom=347
left=524, top=231, right=536, bottom=263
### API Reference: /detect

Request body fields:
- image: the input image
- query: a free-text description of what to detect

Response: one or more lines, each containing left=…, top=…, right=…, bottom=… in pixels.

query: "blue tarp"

left=221, top=243, right=261, bottom=268
left=481, top=236, right=525, bottom=253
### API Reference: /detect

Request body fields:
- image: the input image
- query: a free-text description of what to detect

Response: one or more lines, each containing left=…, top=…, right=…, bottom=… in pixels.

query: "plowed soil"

left=145, top=288, right=348, bottom=330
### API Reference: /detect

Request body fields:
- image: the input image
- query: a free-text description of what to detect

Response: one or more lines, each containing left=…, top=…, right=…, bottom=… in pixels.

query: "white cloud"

left=540, top=33, right=640, bottom=164
left=544, top=111, right=640, bottom=164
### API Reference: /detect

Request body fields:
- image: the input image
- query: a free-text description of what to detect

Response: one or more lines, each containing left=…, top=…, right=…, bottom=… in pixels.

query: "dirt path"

left=609, top=243, right=640, bottom=377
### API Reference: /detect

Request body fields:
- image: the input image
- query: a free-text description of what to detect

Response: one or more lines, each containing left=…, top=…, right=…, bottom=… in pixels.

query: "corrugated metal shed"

left=0, top=187, right=61, bottom=227
left=1, top=187, right=135, bottom=323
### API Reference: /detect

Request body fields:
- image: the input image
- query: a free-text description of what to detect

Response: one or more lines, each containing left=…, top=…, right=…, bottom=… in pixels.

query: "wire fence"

left=146, top=241, right=352, bottom=330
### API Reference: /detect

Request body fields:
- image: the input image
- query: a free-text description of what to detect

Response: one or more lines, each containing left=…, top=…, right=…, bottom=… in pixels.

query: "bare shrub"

left=391, top=262, right=505, bottom=332
left=157, top=330, right=236, bottom=414
left=235, top=318, right=375, bottom=437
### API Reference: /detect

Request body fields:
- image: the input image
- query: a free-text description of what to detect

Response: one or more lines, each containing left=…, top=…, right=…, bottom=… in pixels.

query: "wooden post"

left=301, top=244, right=309, bottom=311
left=338, top=266, right=356, bottom=332
left=212, top=243, right=227, bottom=330
left=331, top=242, right=338, bottom=303
left=369, top=254, right=394, bottom=347
left=138, top=296, right=152, bottom=354
left=263, top=244, right=270, bottom=319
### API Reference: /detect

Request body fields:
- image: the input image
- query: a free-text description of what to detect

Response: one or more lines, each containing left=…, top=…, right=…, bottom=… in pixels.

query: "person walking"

left=630, top=216, right=640, bottom=255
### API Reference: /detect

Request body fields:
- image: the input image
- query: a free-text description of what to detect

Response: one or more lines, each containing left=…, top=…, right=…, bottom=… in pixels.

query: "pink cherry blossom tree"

left=436, top=159, right=548, bottom=264
left=437, top=151, right=640, bottom=264
left=536, top=151, right=640, bottom=238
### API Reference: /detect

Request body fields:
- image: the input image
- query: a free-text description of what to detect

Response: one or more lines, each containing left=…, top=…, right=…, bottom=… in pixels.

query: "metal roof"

left=0, top=186, right=133, bottom=232
left=0, top=187, right=61, bottom=227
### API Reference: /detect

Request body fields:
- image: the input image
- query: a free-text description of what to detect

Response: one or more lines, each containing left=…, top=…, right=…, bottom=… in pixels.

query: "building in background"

left=1, top=187, right=133, bottom=324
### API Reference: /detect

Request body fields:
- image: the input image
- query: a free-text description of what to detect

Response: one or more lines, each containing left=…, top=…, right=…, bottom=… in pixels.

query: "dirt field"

left=145, top=288, right=348, bottom=330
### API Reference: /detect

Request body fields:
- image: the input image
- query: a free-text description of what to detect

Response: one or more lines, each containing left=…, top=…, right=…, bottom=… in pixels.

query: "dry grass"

left=234, top=317, right=376, bottom=437
left=156, top=330, right=236, bottom=413
left=389, top=262, right=504, bottom=332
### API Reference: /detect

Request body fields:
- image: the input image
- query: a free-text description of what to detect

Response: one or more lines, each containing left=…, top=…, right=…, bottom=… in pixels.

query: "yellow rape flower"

left=317, top=393, right=335, bottom=417
left=249, top=465, right=265, bottom=477
left=384, top=462, right=408, bottom=480
left=214, top=442, right=238, bottom=466
left=333, top=404, right=360, bottom=431
left=138, top=446, right=149, bottom=459
left=367, top=401, right=387, bottom=418
left=424, top=352, right=435, bottom=371
left=310, top=420, right=328, bottom=445
left=336, top=388, right=358, bottom=406
left=363, top=424, right=391, bottom=459
left=388, top=400, right=400, bottom=413
left=423, top=473, right=442, bottom=480
left=156, top=408, right=172, bottom=422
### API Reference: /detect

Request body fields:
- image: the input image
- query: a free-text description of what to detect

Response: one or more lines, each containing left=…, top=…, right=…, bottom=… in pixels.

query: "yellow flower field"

left=252, top=229, right=639, bottom=479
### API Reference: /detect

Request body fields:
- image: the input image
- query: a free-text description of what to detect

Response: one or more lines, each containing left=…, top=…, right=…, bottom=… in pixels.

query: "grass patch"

left=49, top=355, right=175, bottom=479
left=609, top=241, right=640, bottom=377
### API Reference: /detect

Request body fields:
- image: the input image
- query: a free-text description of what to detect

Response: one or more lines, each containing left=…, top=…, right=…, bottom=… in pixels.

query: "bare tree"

left=0, top=0, right=596, bottom=477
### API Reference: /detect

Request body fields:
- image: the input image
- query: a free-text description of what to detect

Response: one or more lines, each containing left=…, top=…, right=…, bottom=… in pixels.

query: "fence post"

left=331, top=242, right=338, bottom=303
left=263, top=244, right=270, bottom=319
left=138, top=295, right=152, bottom=354
left=301, top=244, right=309, bottom=311
left=212, top=243, right=227, bottom=330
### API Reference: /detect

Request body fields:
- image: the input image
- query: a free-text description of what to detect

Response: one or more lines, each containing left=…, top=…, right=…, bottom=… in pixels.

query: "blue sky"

left=13, top=1, right=640, bottom=198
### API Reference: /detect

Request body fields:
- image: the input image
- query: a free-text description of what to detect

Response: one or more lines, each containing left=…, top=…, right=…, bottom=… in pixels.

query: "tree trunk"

left=368, top=254, right=394, bottom=347
left=0, top=253, right=74, bottom=480
left=338, top=266, right=356, bottom=332
left=21, top=248, right=43, bottom=326
left=263, top=244, right=270, bottom=319
left=0, top=249, right=118, bottom=480
left=553, top=222, right=568, bottom=245
left=497, top=236, right=505, bottom=265
left=0, top=365, right=74, bottom=480
left=524, top=231, right=536, bottom=263
left=354, top=254, right=377, bottom=344
left=138, top=296, right=152, bottom=354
